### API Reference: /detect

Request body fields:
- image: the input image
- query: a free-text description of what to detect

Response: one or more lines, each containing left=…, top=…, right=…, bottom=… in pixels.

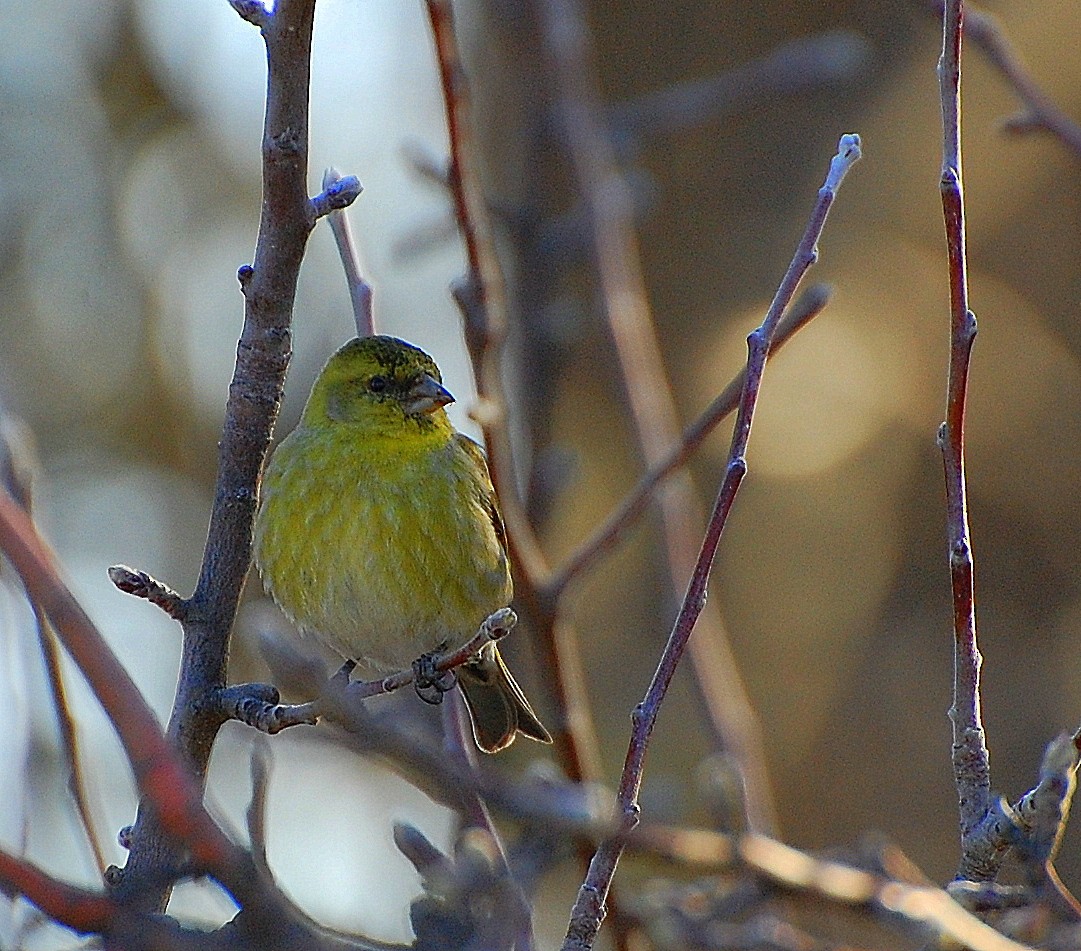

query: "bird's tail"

left=457, top=643, right=552, bottom=753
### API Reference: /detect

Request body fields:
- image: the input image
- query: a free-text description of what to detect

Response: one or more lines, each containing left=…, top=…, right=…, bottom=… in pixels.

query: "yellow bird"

left=254, top=335, right=551, bottom=753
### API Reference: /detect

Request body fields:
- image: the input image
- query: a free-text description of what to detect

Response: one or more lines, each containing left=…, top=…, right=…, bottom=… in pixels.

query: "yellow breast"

left=254, top=424, right=512, bottom=671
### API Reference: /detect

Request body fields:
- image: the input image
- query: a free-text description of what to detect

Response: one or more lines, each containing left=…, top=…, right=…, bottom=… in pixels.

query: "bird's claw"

left=413, top=648, right=456, bottom=705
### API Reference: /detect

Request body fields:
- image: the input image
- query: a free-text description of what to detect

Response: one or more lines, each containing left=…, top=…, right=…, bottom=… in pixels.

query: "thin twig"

left=321, top=167, right=373, bottom=336
left=246, top=736, right=273, bottom=878
left=936, top=0, right=990, bottom=880
left=34, top=616, right=109, bottom=876
left=0, top=419, right=110, bottom=876
left=224, top=608, right=519, bottom=733
left=537, top=0, right=778, bottom=841
left=561, top=134, right=861, bottom=951
left=422, top=0, right=550, bottom=586
left=422, top=0, right=597, bottom=803
left=960, top=4, right=1081, bottom=159
left=108, top=565, right=187, bottom=620
left=548, top=284, right=831, bottom=597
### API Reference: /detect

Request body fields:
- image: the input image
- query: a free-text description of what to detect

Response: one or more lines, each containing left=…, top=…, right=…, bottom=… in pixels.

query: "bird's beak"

left=402, top=373, right=454, bottom=416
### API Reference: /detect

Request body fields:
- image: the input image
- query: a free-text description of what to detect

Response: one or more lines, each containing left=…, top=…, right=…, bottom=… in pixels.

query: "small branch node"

left=229, top=0, right=269, bottom=28
left=309, top=174, right=362, bottom=223
left=950, top=539, right=970, bottom=565
left=218, top=682, right=321, bottom=735
left=825, top=133, right=862, bottom=189
left=481, top=606, right=517, bottom=644
left=108, top=565, right=187, bottom=620
left=269, top=126, right=303, bottom=157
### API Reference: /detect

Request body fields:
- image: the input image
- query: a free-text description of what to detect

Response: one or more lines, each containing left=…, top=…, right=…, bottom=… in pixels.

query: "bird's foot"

left=412, top=646, right=456, bottom=705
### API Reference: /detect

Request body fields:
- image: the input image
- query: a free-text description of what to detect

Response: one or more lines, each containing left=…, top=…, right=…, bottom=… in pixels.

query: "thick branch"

left=113, top=0, right=320, bottom=909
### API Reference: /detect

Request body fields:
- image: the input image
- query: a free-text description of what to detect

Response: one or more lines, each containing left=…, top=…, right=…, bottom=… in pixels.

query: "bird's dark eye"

left=368, top=375, right=388, bottom=393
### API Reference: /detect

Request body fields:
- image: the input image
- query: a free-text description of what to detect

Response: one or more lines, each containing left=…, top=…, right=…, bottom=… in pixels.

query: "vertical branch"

left=937, top=0, right=990, bottom=874
left=562, top=136, right=861, bottom=951
left=322, top=167, right=374, bottom=336
left=423, top=0, right=604, bottom=785
left=536, top=0, right=777, bottom=837
left=423, top=0, right=548, bottom=584
left=112, top=0, right=326, bottom=909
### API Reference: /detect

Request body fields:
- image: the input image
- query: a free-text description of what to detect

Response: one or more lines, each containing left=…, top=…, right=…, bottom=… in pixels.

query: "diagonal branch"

left=548, top=284, right=831, bottom=597
left=0, top=489, right=243, bottom=880
left=537, top=0, right=779, bottom=843
left=561, top=134, right=861, bottom=951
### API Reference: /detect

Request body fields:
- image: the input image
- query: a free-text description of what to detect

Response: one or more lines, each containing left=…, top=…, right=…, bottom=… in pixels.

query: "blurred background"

left=1, top=0, right=1079, bottom=947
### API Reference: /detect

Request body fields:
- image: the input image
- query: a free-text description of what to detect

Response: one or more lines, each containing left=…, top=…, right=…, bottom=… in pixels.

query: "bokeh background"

left=1, top=0, right=1079, bottom=947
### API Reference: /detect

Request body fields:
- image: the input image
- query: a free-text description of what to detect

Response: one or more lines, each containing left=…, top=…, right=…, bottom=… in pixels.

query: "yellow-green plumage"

left=254, top=335, right=550, bottom=752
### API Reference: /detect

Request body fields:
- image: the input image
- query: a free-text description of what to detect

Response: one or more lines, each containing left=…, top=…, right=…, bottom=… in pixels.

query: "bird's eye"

left=368, top=375, right=388, bottom=393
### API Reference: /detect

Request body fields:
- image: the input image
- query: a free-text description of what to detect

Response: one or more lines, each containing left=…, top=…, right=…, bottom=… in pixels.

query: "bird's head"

left=301, top=335, right=455, bottom=433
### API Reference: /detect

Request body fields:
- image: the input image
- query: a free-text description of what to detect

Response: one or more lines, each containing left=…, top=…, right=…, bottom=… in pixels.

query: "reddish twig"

left=936, top=0, right=990, bottom=879
left=422, top=0, right=594, bottom=790
left=561, top=134, right=862, bottom=951
left=537, top=0, right=778, bottom=841
left=0, top=847, right=118, bottom=935
left=423, top=0, right=550, bottom=584
left=0, top=489, right=242, bottom=879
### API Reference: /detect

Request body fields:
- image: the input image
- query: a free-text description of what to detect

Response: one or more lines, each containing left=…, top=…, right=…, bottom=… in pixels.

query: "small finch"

left=254, top=335, right=551, bottom=753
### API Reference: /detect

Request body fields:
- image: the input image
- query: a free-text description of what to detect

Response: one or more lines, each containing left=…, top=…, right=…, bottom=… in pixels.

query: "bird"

left=253, top=334, right=552, bottom=753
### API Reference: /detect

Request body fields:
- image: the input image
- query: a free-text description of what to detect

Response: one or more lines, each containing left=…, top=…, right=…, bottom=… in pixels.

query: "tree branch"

left=110, top=0, right=351, bottom=911
left=936, top=0, right=990, bottom=879
left=561, top=133, right=861, bottom=951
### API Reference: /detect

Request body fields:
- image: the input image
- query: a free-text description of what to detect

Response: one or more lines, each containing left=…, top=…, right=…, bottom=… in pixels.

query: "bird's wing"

left=454, top=433, right=508, bottom=554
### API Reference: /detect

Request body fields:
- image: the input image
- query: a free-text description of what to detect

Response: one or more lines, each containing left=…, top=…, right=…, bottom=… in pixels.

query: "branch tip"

left=108, top=564, right=187, bottom=620
left=309, top=174, right=363, bottom=223
left=229, top=0, right=269, bottom=28
left=825, top=133, right=862, bottom=190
